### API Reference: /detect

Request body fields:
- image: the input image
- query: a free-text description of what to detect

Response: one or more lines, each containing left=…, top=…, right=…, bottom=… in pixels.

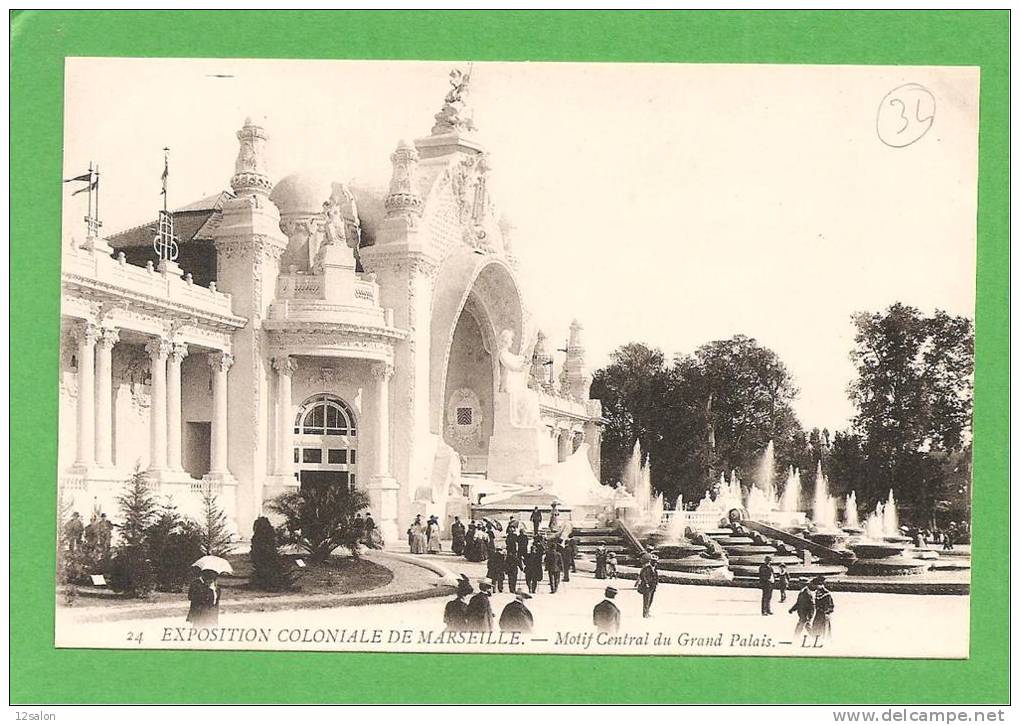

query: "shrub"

left=147, top=503, right=204, bottom=592
left=267, top=485, right=370, bottom=562
left=116, top=468, right=158, bottom=548
left=250, top=516, right=292, bottom=591
left=106, top=545, right=155, bottom=597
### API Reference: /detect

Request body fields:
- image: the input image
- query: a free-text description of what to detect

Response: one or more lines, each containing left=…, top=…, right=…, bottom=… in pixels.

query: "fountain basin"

left=652, top=543, right=708, bottom=558
left=851, top=542, right=908, bottom=558
left=727, top=554, right=801, bottom=566
left=849, top=558, right=931, bottom=577
left=656, top=557, right=729, bottom=574
left=808, top=531, right=850, bottom=548
left=883, top=535, right=912, bottom=544
left=725, top=544, right=778, bottom=555
left=730, top=563, right=847, bottom=579
left=910, top=548, right=940, bottom=561
left=713, top=536, right=755, bottom=546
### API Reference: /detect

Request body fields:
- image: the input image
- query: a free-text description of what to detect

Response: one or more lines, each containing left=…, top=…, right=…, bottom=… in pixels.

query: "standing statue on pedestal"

left=497, top=329, right=540, bottom=427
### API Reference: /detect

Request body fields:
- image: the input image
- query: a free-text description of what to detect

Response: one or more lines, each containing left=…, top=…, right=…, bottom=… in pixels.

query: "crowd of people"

left=61, top=510, right=114, bottom=559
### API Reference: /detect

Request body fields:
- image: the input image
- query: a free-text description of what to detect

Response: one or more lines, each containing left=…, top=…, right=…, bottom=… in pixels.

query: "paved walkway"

left=56, top=544, right=969, bottom=659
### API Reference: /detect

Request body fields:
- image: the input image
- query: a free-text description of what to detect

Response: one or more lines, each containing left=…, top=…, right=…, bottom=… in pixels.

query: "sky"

left=63, top=59, right=979, bottom=430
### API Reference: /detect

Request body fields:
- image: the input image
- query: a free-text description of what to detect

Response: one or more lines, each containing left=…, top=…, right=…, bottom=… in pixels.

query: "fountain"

left=807, top=462, right=849, bottom=548
left=844, top=491, right=861, bottom=531
left=850, top=491, right=930, bottom=576
left=779, top=466, right=801, bottom=513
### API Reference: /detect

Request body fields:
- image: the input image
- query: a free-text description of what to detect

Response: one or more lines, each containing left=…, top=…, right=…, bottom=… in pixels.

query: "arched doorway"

left=293, top=393, right=358, bottom=492
left=442, top=300, right=495, bottom=473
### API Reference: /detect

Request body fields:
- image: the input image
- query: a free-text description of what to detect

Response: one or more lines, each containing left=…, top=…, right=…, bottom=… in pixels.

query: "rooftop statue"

left=432, top=67, right=477, bottom=135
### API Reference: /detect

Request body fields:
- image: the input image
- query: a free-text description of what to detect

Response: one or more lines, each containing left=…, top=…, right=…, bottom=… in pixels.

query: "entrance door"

left=293, top=394, right=358, bottom=492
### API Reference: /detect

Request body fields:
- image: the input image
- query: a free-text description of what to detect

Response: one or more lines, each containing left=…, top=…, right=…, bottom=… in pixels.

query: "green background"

left=10, top=10, right=1010, bottom=704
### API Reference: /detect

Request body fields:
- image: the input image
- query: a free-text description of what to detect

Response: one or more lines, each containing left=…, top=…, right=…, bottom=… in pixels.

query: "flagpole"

left=162, top=147, right=169, bottom=213
left=86, top=161, right=94, bottom=237
left=94, top=163, right=100, bottom=232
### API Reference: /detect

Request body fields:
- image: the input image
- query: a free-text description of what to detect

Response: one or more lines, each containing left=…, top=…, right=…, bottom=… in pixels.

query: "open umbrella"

left=482, top=517, right=503, bottom=532
left=192, top=555, right=233, bottom=575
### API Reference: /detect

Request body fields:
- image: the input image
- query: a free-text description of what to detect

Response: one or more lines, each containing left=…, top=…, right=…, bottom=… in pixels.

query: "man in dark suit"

left=498, top=590, right=534, bottom=633
left=525, top=544, right=544, bottom=594
left=464, top=578, right=495, bottom=632
left=789, top=577, right=819, bottom=635
left=444, top=576, right=473, bottom=632
left=593, top=586, right=622, bottom=634
left=487, top=546, right=507, bottom=593
left=530, top=506, right=543, bottom=537
left=758, top=555, right=776, bottom=615
left=636, top=554, right=659, bottom=618
left=564, top=535, right=579, bottom=574
left=545, top=543, right=564, bottom=593
left=558, top=540, right=571, bottom=583
left=504, top=545, right=523, bottom=593
left=594, top=542, right=609, bottom=579
left=516, top=529, right=530, bottom=561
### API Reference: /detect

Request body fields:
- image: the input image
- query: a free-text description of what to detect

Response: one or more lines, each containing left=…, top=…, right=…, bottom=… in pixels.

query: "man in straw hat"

left=593, top=586, right=621, bottom=634
left=499, top=589, right=534, bottom=633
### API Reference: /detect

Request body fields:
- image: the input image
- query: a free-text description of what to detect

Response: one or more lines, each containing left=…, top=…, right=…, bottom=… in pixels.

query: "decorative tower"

left=384, top=139, right=424, bottom=223
left=211, top=117, right=289, bottom=534
left=562, top=319, right=593, bottom=401
left=529, top=330, right=553, bottom=391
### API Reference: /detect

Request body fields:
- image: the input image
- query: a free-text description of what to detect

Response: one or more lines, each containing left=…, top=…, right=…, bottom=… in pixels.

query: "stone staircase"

left=695, top=523, right=849, bottom=581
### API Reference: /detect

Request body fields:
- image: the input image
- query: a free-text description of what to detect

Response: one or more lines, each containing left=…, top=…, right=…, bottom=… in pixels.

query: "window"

left=328, top=449, right=347, bottom=464
left=295, top=394, right=357, bottom=436
left=456, top=407, right=473, bottom=426
left=303, top=448, right=323, bottom=464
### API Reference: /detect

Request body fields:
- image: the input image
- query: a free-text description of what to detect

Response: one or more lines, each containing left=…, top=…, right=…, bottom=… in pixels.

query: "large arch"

left=430, top=249, right=528, bottom=435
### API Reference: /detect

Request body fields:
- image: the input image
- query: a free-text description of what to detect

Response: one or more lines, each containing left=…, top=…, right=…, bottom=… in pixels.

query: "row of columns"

left=69, top=321, right=233, bottom=479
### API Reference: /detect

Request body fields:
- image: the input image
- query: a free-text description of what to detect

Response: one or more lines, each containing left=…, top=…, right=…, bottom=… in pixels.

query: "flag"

left=64, top=171, right=92, bottom=183
left=71, top=179, right=98, bottom=196
left=161, top=156, right=168, bottom=195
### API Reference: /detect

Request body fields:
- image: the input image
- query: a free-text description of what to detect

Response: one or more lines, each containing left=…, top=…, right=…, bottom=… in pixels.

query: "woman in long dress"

left=408, top=515, right=426, bottom=554
left=811, top=585, right=835, bottom=639
left=426, top=516, right=442, bottom=553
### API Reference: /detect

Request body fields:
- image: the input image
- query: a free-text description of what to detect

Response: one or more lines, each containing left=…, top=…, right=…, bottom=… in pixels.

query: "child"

left=776, top=563, right=790, bottom=602
left=606, top=552, right=618, bottom=579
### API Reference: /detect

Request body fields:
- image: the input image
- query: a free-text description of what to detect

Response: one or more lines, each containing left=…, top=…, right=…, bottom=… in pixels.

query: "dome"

left=270, top=172, right=333, bottom=216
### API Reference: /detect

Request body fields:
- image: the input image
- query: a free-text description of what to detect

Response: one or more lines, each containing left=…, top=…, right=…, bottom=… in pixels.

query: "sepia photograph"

left=53, top=57, right=978, bottom=660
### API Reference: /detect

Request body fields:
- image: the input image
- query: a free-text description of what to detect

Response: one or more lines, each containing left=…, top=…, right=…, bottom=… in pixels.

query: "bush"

left=107, top=545, right=155, bottom=597
left=250, top=516, right=293, bottom=591
left=147, top=504, right=204, bottom=592
left=267, top=485, right=370, bottom=562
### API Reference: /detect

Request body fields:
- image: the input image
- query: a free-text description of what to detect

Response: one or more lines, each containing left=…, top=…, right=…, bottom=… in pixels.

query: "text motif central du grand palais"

left=59, top=79, right=604, bottom=541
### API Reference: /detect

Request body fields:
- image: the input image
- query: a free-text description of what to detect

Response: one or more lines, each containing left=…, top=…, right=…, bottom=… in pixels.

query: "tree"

left=662, top=335, right=802, bottom=502
left=115, top=467, right=158, bottom=549
left=591, top=336, right=805, bottom=506
left=841, top=303, right=974, bottom=523
left=589, top=343, right=668, bottom=488
left=197, top=483, right=236, bottom=557
left=267, top=485, right=370, bottom=562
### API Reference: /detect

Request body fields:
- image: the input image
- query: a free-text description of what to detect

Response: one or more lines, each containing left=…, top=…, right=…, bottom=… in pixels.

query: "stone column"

left=272, top=356, right=297, bottom=478
left=166, top=342, right=189, bottom=471
left=72, top=322, right=99, bottom=469
left=557, top=429, right=571, bottom=462
left=145, top=338, right=172, bottom=474
left=371, top=362, right=395, bottom=477
left=207, top=352, right=234, bottom=475
left=94, top=327, right=119, bottom=468
left=367, top=361, right=399, bottom=544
